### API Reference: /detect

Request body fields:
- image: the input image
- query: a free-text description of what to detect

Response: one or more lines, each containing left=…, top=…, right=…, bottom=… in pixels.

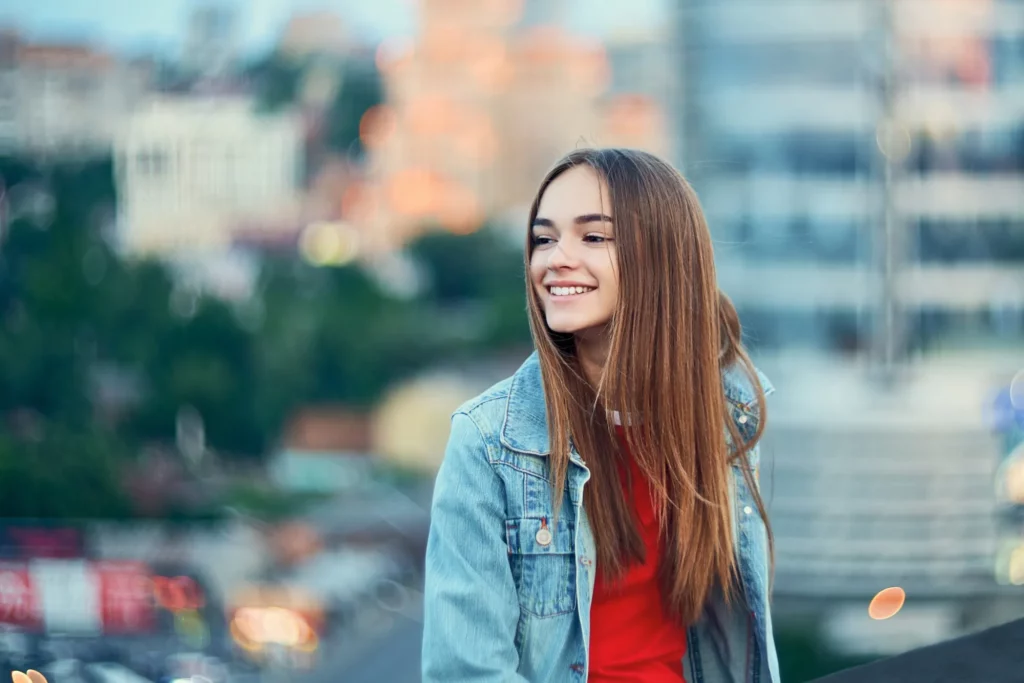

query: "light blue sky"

left=0, top=0, right=664, bottom=57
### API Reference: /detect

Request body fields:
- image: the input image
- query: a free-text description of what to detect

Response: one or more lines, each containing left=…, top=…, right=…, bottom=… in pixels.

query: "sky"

left=0, top=0, right=665, bottom=57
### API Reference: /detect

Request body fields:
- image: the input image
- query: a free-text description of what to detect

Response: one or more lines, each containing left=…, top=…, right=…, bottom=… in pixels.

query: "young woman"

left=422, top=148, right=778, bottom=683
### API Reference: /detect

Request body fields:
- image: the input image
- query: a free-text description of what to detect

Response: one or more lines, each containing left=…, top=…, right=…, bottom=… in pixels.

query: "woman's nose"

left=547, top=240, right=578, bottom=270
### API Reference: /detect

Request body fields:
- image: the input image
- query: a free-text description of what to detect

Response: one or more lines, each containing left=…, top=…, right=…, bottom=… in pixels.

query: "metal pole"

left=875, top=0, right=903, bottom=384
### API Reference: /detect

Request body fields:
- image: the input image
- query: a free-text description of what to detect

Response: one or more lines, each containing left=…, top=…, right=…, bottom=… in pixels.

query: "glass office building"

left=674, top=0, right=1024, bottom=651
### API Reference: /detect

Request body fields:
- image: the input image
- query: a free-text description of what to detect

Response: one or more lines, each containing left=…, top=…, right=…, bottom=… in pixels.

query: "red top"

left=588, top=426, right=688, bottom=682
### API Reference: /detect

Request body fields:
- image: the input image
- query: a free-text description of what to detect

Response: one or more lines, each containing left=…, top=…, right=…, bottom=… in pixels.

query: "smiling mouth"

left=548, top=285, right=596, bottom=297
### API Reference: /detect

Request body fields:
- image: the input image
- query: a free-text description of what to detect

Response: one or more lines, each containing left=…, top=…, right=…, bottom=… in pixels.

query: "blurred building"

left=371, top=373, right=481, bottom=472
left=675, top=0, right=1024, bottom=651
left=0, top=32, right=151, bottom=158
left=356, top=0, right=675, bottom=251
left=114, top=95, right=303, bottom=256
left=0, top=30, right=18, bottom=150
left=182, top=4, right=240, bottom=81
left=279, top=11, right=351, bottom=58
left=599, top=28, right=673, bottom=155
left=269, top=407, right=375, bottom=494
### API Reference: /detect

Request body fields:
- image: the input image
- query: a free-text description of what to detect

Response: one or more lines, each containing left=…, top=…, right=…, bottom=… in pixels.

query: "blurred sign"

left=0, top=560, right=197, bottom=634
left=0, top=526, right=84, bottom=560
left=96, top=561, right=154, bottom=634
left=31, top=559, right=101, bottom=635
left=152, top=574, right=205, bottom=612
left=0, top=563, right=41, bottom=630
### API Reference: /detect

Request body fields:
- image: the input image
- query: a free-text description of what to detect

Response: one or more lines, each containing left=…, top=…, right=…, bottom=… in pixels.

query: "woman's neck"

left=575, top=331, right=610, bottom=388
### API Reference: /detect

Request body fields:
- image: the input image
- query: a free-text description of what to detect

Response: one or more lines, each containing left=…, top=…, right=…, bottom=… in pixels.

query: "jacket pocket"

left=506, top=516, right=577, bottom=618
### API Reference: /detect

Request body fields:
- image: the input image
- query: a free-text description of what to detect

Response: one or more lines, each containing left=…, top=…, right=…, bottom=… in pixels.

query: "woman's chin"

left=545, top=317, right=583, bottom=335
left=545, top=317, right=608, bottom=337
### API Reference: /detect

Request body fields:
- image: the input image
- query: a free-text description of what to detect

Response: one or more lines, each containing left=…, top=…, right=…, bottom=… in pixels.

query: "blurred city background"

left=0, top=0, right=1021, bottom=681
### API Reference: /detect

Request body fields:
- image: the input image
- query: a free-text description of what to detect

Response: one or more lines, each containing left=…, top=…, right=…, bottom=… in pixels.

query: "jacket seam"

left=457, top=391, right=510, bottom=420
left=493, top=459, right=557, bottom=481
left=452, top=409, right=502, bottom=475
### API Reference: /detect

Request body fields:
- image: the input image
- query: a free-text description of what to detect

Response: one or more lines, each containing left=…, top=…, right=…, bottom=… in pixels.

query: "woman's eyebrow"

left=575, top=213, right=613, bottom=224
left=531, top=213, right=614, bottom=228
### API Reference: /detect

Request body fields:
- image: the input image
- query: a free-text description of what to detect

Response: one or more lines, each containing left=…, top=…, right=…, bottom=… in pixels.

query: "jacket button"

left=743, top=506, right=753, bottom=515
left=535, top=528, right=553, bottom=546
left=738, top=414, right=748, bottom=424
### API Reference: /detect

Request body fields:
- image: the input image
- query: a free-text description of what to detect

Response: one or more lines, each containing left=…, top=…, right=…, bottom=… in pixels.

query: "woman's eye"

left=531, top=235, right=555, bottom=246
left=584, top=234, right=611, bottom=244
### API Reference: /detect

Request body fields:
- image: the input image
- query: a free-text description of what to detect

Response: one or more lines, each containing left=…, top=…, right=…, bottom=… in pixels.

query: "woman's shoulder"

left=721, top=361, right=775, bottom=408
left=449, top=351, right=547, bottom=450
left=452, top=374, right=514, bottom=424
left=450, top=352, right=537, bottom=425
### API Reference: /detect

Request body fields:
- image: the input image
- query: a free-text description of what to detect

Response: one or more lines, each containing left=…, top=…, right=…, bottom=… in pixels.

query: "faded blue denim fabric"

left=423, top=352, right=779, bottom=683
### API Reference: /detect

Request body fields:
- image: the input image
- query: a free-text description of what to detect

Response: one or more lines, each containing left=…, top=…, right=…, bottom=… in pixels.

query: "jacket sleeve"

left=421, top=412, right=529, bottom=683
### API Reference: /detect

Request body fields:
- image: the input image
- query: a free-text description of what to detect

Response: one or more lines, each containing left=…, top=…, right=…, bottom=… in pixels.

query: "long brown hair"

left=525, top=148, right=772, bottom=627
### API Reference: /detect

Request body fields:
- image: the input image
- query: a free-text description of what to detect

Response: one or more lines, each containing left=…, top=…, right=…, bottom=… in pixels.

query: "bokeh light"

left=298, top=221, right=359, bottom=266
left=868, top=587, right=906, bottom=620
left=359, top=105, right=397, bottom=149
left=1010, top=369, right=1024, bottom=410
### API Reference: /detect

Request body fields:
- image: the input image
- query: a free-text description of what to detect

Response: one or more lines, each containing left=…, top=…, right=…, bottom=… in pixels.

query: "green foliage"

left=247, top=52, right=308, bottom=113
left=126, top=296, right=266, bottom=456
left=0, top=426, right=133, bottom=519
left=407, top=226, right=533, bottom=348
left=324, top=60, right=384, bottom=158
left=245, top=52, right=384, bottom=161
left=224, top=482, right=330, bottom=522
left=0, top=150, right=535, bottom=518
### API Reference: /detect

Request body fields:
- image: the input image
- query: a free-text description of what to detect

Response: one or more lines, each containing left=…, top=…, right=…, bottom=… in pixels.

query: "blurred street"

left=224, top=593, right=422, bottom=683
left=301, top=612, right=422, bottom=683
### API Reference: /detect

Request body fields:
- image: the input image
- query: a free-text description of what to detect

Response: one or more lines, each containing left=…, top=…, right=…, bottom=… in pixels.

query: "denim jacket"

left=422, top=352, right=778, bottom=683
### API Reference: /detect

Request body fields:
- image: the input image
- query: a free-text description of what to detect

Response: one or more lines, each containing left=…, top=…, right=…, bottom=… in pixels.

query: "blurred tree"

left=0, top=162, right=115, bottom=428
left=0, top=426, right=133, bottom=519
left=0, top=152, right=544, bottom=520
left=407, top=227, right=524, bottom=304
left=301, top=263, right=440, bottom=405
left=246, top=51, right=308, bottom=112
left=125, top=296, right=267, bottom=457
left=324, top=60, right=384, bottom=159
left=406, top=226, right=533, bottom=349
left=248, top=256, right=322, bottom=440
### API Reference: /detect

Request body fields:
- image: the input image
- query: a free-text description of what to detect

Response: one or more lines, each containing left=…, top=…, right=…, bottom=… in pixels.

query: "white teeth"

left=550, top=286, right=595, bottom=296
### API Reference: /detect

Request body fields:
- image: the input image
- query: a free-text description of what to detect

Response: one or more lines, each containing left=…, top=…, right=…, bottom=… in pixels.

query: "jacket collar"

left=499, top=351, right=774, bottom=457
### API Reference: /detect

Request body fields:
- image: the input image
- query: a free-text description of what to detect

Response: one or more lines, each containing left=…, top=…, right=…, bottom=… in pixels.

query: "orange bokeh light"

left=406, top=96, right=457, bottom=136
left=359, top=105, right=398, bottom=149
left=422, top=26, right=469, bottom=64
left=376, top=39, right=413, bottom=75
left=519, top=25, right=568, bottom=64
left=438, top=182, right=483, bottom=234
left=387, top=168, right=446, bottom=217
left=341, top=181, right=375, bottom=222
left=868, top=587, right=906, bottom=620
left=455, top=114, right=499, bottom=166
left=573, top=44, right=611, bottom=95
left=605, top=94, right=662, bottom=143
left=486, top=0, right=523, bottom=25
left=470, top=40, right=510, bottom=90
left=12, top=671, right=46, bottom=683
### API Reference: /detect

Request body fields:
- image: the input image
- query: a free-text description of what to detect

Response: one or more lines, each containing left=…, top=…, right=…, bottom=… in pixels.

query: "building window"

left=136, top=149, right=168, bottom=178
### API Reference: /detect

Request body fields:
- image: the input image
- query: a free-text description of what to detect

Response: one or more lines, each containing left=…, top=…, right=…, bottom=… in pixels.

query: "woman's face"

left=529, top=165, right=619, bottom=338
